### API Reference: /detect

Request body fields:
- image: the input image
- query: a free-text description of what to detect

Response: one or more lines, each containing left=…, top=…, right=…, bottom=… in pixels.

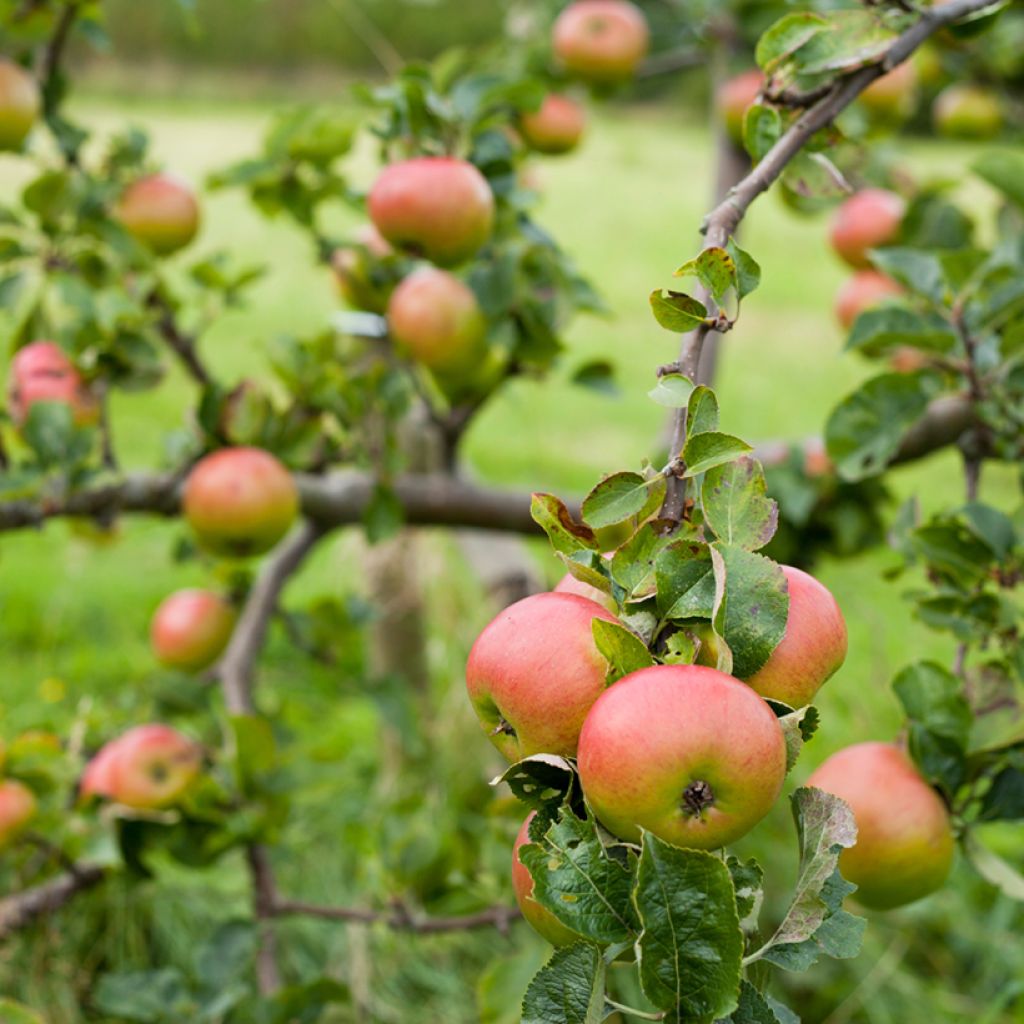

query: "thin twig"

left=148, top=293, right=213, bottom=388
left=0, top=863, right=106, bottom=941
left=40, top=1, right=79, bottom=98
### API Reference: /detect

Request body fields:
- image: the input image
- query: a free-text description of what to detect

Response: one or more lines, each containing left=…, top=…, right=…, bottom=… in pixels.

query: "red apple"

left=806, top=742, right=955, bottom=909
left=105, top=724, right=202, bottom=810
left=7, top=340, right=100, bottom=427
left=829, top=189, right=905, bottom=269
left=116, top=172, right=200, bottom=256
left=577, top=664, right=787, bottom=848
left=368, top=157, right=495, bottom=267
left=802, top=439, right=834, bottom=478
left=859, top=61, right=918, bottom=123
left=465, top=592, right=617, bottom=761
left=835, top=270, right=904, bottom=330
left=717, top=69, right=764, bottom=144
left=520, top=94, right=587, bottom=155
left=79, top=739, right=123, bottom=803
left=889, top=346, right=930, bottom=374
left=933, top=84, right=1002, bottom=140
left=150, top=588, right=237, bottom=672
left=331, top=224, right=395, bottom=313
left=387, top=267, right=487, bottom=376
left=552, top=1, right=650, bottom=83
left=183, top=447, right=299, bottom=558
left=0, top=779, right=36, bottom=847
left=741, top=565, right=847, bottom=708
left=512, top=811, right=580, bottom=946
left=553, top=572, right=617, bottom=613
left=0, top=59, right=40, bottom=151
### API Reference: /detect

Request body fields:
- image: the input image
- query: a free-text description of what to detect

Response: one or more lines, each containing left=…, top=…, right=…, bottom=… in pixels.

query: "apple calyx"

left=490, top=716, right=516, bottom=739
left=682, top=779, right=715, bottom=817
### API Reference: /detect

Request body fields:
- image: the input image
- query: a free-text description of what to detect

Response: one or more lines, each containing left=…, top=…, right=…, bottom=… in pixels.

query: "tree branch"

left=660, top=0, right=1000, bottom=521
left=271, top=897, right=520, bottom=935
left=148, top=293, right=213, bottom=388
left=40, top=1, right=79, bottom=98
left=0, top=863, right=106, bottom=942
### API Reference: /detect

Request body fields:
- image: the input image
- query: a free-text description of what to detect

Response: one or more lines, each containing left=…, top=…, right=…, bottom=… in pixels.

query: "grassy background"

left=1, top=94, right=1022, bottom=1021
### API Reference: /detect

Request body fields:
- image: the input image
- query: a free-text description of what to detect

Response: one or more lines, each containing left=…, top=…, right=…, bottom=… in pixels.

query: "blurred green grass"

left=0, top=97, right=1021, bottom=1022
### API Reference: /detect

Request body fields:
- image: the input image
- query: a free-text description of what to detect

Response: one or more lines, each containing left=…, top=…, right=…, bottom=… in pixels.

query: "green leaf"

left=683, top=433, right=752, bottom=478
left=795, top=10, right=897, bottom=76
left=845, top=308, right=958, bottom=357
left=686, top=385, right=720, bottom=437
left=558, top=552, right=614, bottom=595
left=591, top=620, right=655, bottom=682
left=726, top=239, right=762, bottom=301
left=650, top=289, right=709, bottom=332
left=756, top=13, right=828, bottom=74
left=743, top=105, right=781, bottom=164
left=701, top=456, right=778, bottom=550
left=962, top=831, right=1024, bottom=901
left=610, top=523, right=673, bottom=599
left=478, top=944, right=549, bottom=1024
left=673, top=247, right=737, bottom=305
left=522, top=943, right=606, bottom=1024
left=228, top=715, right=277, bottom=796
left=710, top=545, right=789, bottom=679
left=825, top=372, right=935, bottom=481
left=961, top=502, right=1017, bottom=559
left=975, top=150, right=1024, bottom=211
left=979, top=762, right=1024, bottom=822
left=635, top=835, right=743, bottom=1020
left=648, top=373, right=694, bottom=409
left=753, top=788, right=864, bottom=971
left=727, top=857, right=764, bottom=926
left=582, top=472, right=656, bottom=530
left=893, top=662, right=971, bottom=750
left=520, top=813, right=639, bottom=944
left=531, top=493, right=599, bottom=556
left=777, top=704, right=820, bottom=773
left=571, top=360, right=619, bottom=396
left=722, top=982, right=791, bottom=1023
left=869, top=248, right=948, bottom=303
left=363, top=483, right=404, bottom=543
left=93, top=969, right=193, bottom=1021
left=492, top=755, right=578, bottom=814
left=655, top=542, right=716, bottom=621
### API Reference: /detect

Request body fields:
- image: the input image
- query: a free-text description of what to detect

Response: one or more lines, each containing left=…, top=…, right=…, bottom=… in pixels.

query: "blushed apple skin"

left=933, top=85, right=1003, bottom=140
left=553, top=1, right=650, bottom=84
left=183, top=447, right=299, bottom=558
left=465, top=592, right=617, bottom=762
left=116, top=173, right=200, bottom=256
left=368, top=157, right=495, bottom=267
left=742, top=565, right=848, bottom=708
left=512, top=812, right=580, bottom=946
left=0, top=779, right=37, bottom=847
left=577, top=664, right=787, bottom=849
left=806, top=742, right=955, bottom=910
left=150, top=588, right=237, bottom=672
left=7, top=340, right=100, bottom=427
left=717, top=69, right=764, bottom=144
left=106, top=724, right=202, bottom=810
left=554, top=572, right=617, bottom=613
left=79, top=740, right=122, bottom=802
left=0, top=59, right=40, bottom=151
left=520, top=94, right=587, bottom=155
left=331, top=224, right=394, bottom=313
left=387, top=268, right=487, bottom=376
left=829, top=189, right=905, bottom=270
left=835, top=270, right=903, bottom=330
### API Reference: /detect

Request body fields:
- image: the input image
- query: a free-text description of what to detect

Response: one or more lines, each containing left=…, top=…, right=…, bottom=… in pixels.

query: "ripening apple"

left=577, top=664, right=787, bottom=849
left=183, top=447, right=299, bottom=558
left=387, top=267, right=487, bottom=377
left=933, top=84, right=1003, bottom=140
left=717, top=69, right=764, bottom=144
left=802, top=439, right=834, bottom=478
left=105, top=724, right=203, bottom=810
left=520, top=94, right=587, bottom=155
left=552, top=1, right=650, bottom=83
left=835, top=270, right=903, bottom=330
left=150, top=588, right=237, bottom=672
left=0, top=779, right=36, bottom=847
left=79, top=739, right=122, bottom=803
left=331, top=224, right=395, bottom=313
left=512, top=812, right=580, bottom=946
left=859, top=61, right=918, bottom=123
left=553, top=572, right=617, bottom=613
left=740, top=565, right=847, bottom=708
left=889, top=346, right=930, bottom=374
left=115, top=172, right=200, bottom=256
left=7, top=340, right=100, bottom=427
left=0, top=59, right=40, bottom=151
left=806, top=742, right=955, bottom=909
left=829, top=189, right=905, bottom=269
left=465, top=592, right=617, bottom=761
left=368, top=157, right=495, bottom=267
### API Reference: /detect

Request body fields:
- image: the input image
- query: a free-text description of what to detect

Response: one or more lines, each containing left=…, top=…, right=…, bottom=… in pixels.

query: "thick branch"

left=0, top=863, right=106, bottom=941
left=246, top=845, right=283, bottom=996
left=271, top=898, right=519, bottom=934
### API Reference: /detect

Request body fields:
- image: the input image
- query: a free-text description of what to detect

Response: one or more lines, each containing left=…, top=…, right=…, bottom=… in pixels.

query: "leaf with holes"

left=492, top=755, right=578, bottom=815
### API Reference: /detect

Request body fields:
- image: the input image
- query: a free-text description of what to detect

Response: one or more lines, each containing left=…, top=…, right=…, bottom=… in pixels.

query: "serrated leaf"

left=635, top=835, right=743, bottom=1020
left=722, top=982, right=790, bottom=1023
left=727, top=857, right=764, bottom=926
left=558, top=551, right=614, bottom=595
left=582, top=472, right=656, bottom=530
left=532, top=493, right=599, bottom=555
left=592, top=620, right=654, bottom=682
left=610, top=523, right=672, bottom=600
left=650, top=289, right=709, bottom=332
left=648, top=373, right=694, bottom=408
left=492, top=755, right=578, bottom=813
left=520, top=813, right=639, bottom=944
left=522, top=943, right=606, bottom=1024
left=673, top=247, right=737, bottom=305
left=701, top=456, right=778, bottom=550
left=756, top=13, right=828, bottom=74
left=710, top=545, right=788, bottom=678
left=683, top=432, right=752, bottom=477
left=655, top=542, right=715, bottom=620
left=777, top=705, right=820, bottom=773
